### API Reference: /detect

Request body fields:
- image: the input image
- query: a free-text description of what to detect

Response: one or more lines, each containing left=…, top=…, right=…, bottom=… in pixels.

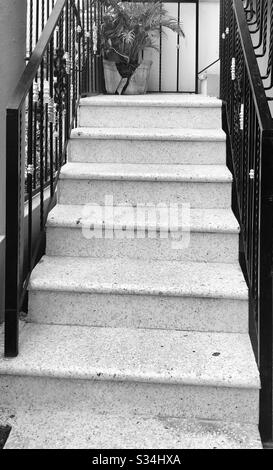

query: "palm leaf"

left=100, top=1, right=185, bottom=66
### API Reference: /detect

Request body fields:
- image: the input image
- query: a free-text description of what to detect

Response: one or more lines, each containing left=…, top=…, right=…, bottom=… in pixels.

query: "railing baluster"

left=40, top=60, right=45, bottom=230
left=27, top=87, right=34, bottom=274
left=49, top=38, right=54, bottom=197
left=5, top=110, right=21, bottom=357
left=36, top=0, right=40, bottom=44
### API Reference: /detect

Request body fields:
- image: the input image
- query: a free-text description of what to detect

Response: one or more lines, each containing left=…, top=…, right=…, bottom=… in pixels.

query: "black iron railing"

left=244, top=0, right=273, bottom=98
left=26, top=1, right=58, bottom=60
left=220, top=0, right=273, bottom=445
left=5, top=0, right=103, bottom=357
left=24, top=0, right=103, bottom=197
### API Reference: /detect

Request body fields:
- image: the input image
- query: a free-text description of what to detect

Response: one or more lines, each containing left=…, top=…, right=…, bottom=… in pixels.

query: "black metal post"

left=259, top=133, right=273, bottom=445
left=5, top=110, right=21, bottom=357
left=195, top=0, right=199, bottom=94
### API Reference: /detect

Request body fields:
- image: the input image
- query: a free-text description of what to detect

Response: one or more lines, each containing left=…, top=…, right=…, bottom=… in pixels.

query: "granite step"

left=58, top=162, right=232, bottom=208
left=79, top=94, right=222, bottom=129
left=0, top=323, right=260, bottom=424
left=46, top=204, right=240, bottom=263
left=28, top=256, right=248, bottom=333
left=69, top=127, right=226, bottom=165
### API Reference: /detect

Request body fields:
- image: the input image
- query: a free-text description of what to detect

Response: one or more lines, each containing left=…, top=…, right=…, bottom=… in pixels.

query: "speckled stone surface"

left=58, top=162, right=232, bottom=209
left=0, top=373, right=259, bottom=424
left=0, top=323, right=259, bottom=389
left=0, top=323, right=260, bottom=424
left=46, top=204, right=239, bottom=263
left=59, top=179, right=232, bottom=208
left=60, top=162, right=232, bottom=183
left=29, top=290, right=248, bottom=333
left=80, top=106, right=221, bottom=130
left=79, top=95, right=222, bottom=129
left=47, top=204, right=239, bottom=233
left=46, top=226, right=239, bottom=263
left=80, top=94, right=223, bottom=107
left=29, top=256, right=248, bottom=300
left=4, top=410, right=262, bottom=449
left=69, top=127, right=226, bottom=165
left=71, top=127, right=226, bottom=141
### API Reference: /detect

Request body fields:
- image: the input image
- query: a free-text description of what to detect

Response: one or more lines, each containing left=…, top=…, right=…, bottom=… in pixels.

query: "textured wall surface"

left=0, top=0, right=27, bottom=322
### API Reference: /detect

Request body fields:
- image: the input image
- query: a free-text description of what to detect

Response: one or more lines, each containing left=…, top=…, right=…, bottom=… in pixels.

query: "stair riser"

left=69, top=139, right=226, bottom=165
left=46, top=227, right=239, bottom=263
left=58, top=180, right=231, bottom=209
left=28, top=290, right=248, bottom=333
left=79, top=106, right=222, bottom=129
left=0, top=375, right=258, bottom=424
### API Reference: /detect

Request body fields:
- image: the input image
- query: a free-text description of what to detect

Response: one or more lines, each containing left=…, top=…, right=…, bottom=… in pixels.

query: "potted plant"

left=100, top=0, right=184, bottom=95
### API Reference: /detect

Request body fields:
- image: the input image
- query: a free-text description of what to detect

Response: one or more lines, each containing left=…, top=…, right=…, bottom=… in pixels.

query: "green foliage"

left=100, top=1, right=185, bottom=70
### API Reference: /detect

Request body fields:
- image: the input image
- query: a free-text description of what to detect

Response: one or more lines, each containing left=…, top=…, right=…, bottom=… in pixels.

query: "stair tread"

left=47, top=204, right=240, bottom=233
left=60, top=162, right=232, bottom=182
left=0, top=323, right=260, bottom=389
left=80, top=94, right=222, bottom=108
left=29, top=256, right=247, bottom=299
left=4, top=408, right=262, bottom=449
left=71, top=126, right=226, bottom=141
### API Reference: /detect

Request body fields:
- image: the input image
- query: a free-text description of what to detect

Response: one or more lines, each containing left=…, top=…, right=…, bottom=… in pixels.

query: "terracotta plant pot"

left=103, top=59, right=153, bottom=95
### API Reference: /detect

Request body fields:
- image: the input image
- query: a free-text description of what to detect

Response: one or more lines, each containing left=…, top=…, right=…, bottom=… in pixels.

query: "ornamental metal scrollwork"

left=54, top=47, right=68, bottom=113
left=232, top=36, right=244, bottom=136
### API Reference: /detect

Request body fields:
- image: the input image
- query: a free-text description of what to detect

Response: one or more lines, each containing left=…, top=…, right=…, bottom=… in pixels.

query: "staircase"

left=0, top=94, right=262, bottom=449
